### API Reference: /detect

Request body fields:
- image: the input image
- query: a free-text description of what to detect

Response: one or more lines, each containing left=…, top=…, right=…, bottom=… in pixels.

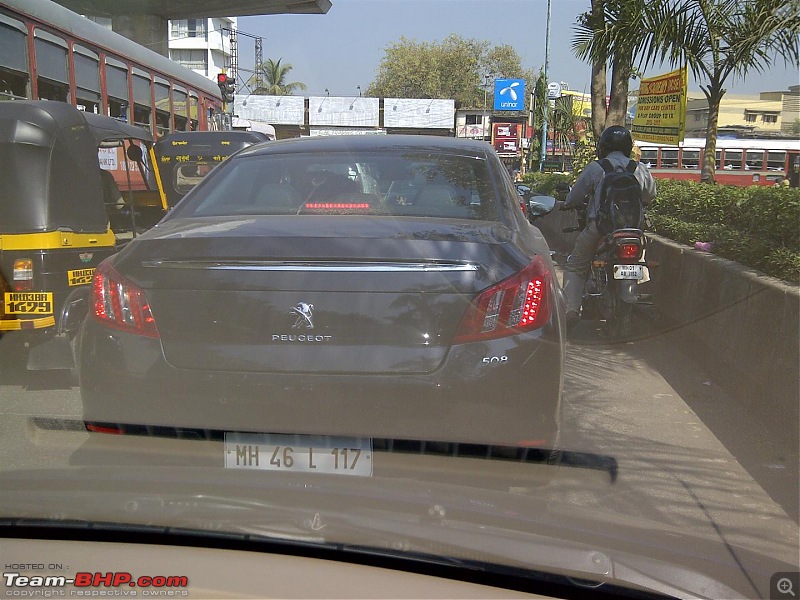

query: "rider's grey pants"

left=562, top=221, right=603, bottom=314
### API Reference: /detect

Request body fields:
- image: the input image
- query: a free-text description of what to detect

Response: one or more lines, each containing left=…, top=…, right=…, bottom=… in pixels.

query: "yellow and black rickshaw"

left=0, top=101, right=159, bottom=369
left=154, top=130, right=271, bottom=207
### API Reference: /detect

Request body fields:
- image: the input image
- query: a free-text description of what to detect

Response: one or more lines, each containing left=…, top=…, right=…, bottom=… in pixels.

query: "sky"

left=237, top=0, right=799, bottom=99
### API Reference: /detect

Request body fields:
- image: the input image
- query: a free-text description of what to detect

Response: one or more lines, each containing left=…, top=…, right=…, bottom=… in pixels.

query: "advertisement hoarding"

left=631, top=67, right=688, bottom=145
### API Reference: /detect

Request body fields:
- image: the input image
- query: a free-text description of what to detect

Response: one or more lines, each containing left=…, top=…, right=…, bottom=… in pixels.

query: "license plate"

left=3, top=292, right=54, bottom=314
left=613, top=265, right=644, bottom=280
left=68, top=268, right=95, bottom=286
left=224, top=432, right=373, bottom=477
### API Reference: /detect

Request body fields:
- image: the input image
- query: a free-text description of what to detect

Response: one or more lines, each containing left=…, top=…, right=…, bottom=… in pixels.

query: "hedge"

left=649, top=180, right=799, bottom=284
left=521, top=173, right=800, bottom=284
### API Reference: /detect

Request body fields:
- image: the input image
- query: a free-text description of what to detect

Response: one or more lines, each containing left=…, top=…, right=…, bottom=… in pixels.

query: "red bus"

left=636, top=137, right=800, bottom=187
left=0, top=0, right=223, bottom=135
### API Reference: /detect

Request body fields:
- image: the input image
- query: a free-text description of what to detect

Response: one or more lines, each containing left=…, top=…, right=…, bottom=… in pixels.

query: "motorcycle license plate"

left=613, top=265, right=644, bottom=280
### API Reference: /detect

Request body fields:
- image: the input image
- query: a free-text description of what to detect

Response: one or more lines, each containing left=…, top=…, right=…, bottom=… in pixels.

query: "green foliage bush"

left=519, top=172, right=573, bottom=196
left=521, top=168, right=799, bottom=283
left=649, top=180, right=800, bottom=284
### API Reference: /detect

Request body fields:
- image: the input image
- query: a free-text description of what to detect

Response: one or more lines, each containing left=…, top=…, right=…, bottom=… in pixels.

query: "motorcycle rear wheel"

left=612, top=299, right=634, bottom=339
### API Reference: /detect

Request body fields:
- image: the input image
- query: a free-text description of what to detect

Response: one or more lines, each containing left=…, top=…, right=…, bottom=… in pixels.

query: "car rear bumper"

left=78, top=318, right=564, bottom=447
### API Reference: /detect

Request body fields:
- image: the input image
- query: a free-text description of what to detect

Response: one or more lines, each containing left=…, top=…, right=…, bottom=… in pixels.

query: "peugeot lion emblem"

left=290, top=302, right=314, bottom=329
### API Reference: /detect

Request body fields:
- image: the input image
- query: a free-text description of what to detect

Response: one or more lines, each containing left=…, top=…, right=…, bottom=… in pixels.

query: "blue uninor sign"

left=494, top=79, right=525, bottom=111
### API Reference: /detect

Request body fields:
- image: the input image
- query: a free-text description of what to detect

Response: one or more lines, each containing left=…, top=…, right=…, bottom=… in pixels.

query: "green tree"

left=648, top=0, right=799, bottom=183
left=249, top=58, right=307, bottom=96
left=573, top=0, right=651, bottom=139
left=575, top=0, right=800, bottom=184
left=366, top=34, right=536, bottom=109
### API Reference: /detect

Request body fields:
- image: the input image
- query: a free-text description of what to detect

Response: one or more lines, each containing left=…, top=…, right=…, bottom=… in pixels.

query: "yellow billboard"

left=631, top=67, right=688, bottom=145
left=562, top=90, right=592, bottom=119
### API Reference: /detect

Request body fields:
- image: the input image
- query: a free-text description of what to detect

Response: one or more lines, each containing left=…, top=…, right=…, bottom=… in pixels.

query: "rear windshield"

left=172, top=151, right=500, bottom=221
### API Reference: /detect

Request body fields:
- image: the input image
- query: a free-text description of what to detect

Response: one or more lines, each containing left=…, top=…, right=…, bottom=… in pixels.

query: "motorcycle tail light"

left=617, top=242, right=642, bottom=261
left=92, top=260, right=159, bottom=338
left=12, top=259, right=33, bottom=291
left=454, top=255, right=551, bottom=344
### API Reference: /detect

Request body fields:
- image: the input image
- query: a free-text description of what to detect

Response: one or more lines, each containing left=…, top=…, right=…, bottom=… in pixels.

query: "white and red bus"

left=636, top=137, right=800, bottom=187
left=0, top=0, right=223, bottom=135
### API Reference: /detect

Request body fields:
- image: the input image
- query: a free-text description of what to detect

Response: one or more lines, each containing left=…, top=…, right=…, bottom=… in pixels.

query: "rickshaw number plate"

left=3, top=292, right=54, bottom=315
left=68, top=268, right=95, bottom=286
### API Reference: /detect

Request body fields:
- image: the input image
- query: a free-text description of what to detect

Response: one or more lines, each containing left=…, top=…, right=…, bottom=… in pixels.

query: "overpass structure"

left=53, top=0, right=331, bottom=56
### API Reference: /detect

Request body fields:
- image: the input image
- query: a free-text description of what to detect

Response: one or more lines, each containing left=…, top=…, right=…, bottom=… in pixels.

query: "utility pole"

left=539, top=0, right=551, bottom=173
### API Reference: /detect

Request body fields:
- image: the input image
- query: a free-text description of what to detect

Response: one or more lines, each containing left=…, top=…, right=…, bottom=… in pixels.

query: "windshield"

left=1, top=1, right=798, bottom=599
left=174, top=150, right=501, bottom=220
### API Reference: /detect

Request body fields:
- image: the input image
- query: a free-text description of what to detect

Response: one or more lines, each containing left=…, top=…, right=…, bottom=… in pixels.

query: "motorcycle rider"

left=561, top=125, right=657, bottom=329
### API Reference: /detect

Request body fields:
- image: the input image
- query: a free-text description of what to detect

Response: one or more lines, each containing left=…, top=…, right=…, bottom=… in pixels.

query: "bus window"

left=0, top=16, right=29, bottom=100
left=661, top=149, right=678, bottom=169
left=105, top=58, right=129, bottom=121
left=723, top=149, right=743, bottom=170
left=640, top=149, right=657, bottom=168
left=154, top=79, right=170, bottom=136
left=73, top=45, right=100, bottom=114
left=681, top=149, right=700, bottom=169
left=767, top=151, right=786, bottom=171
left=714, top=150, right=721, bottom=169
left=745, top=150, right=765, bottom=171
left=174, top=86, right=188, bottom=131
left=132, top=69, right=152, bottom=132
left=189, top=93, right=199, bottom=130
left=34, top=31, right=69, bottom=102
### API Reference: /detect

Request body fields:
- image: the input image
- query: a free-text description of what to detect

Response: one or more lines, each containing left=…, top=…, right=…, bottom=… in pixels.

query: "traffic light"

left=216, top=72, right=235, bottom=104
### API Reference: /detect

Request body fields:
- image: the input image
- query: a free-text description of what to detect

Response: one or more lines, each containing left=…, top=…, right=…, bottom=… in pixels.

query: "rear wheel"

left=612, top=299, right=634, bottom=339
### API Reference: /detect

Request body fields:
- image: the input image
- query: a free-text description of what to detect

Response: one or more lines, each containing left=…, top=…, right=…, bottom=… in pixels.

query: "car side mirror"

left=528, top=195, right=557, bottom=217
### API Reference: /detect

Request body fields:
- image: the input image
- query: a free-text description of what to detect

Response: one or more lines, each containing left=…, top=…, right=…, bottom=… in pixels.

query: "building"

left=85, top=16, right=236, bottom=84
left=685, top=88, right=799, bottom=138
left=168, top=17, right=236, bottom=82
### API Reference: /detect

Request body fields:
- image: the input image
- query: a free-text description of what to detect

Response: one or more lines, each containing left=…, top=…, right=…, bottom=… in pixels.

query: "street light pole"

left=539, top=0, right=552, bottom=173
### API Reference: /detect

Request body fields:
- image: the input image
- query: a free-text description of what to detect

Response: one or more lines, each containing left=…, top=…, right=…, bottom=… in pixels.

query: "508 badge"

left=482, top=356, right=509, bottom=365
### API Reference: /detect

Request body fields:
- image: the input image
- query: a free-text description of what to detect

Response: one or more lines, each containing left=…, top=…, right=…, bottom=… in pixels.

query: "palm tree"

left=250, top=58, right=307, bottom=96
left=573, top=0, right=653, bottom=139
left=645, top=0, right=799, bottom=183
left=575, top=0, right=799, bottom=184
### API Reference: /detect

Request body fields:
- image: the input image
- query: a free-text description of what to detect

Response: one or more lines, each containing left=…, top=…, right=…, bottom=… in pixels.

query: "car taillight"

left=13, top=259, right=33, bottom=291
left=617, top=242, right=642, bottom=261
left=92, top=261, right=159, bottom=338
left=453, top=256, right=552, bottom=344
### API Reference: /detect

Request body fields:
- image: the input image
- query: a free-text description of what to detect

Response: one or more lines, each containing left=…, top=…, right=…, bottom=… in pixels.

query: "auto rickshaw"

left=0, top=101, right=161, bottom=370
left=154, top=130, right=271, bottom=207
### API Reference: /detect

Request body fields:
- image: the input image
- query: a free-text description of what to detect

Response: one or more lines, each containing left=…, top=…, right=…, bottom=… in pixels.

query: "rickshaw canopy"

left=154, top=130, right=270, bottom=206
left=0, top=101, right=152, bottom=235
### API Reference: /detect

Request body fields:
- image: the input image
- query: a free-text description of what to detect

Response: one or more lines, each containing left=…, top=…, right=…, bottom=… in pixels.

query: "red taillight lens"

left=617, top=242, right=642, bottom=260
left=453, top=256, right=552, bottom=344
left=92, top=261, right=159, bottom=338
left=12, top=259, right=34, bottom=291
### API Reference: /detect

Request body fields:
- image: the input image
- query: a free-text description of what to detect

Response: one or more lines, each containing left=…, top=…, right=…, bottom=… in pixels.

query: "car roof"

left=238, top=134, right=495, bottom=158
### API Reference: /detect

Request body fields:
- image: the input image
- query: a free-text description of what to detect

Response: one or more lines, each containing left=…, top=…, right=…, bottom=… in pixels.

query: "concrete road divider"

left=532, top=210, right=799, bottom=445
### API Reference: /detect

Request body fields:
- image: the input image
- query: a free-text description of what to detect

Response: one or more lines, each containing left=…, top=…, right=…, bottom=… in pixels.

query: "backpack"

left=594, top=158, right=644, bottom=236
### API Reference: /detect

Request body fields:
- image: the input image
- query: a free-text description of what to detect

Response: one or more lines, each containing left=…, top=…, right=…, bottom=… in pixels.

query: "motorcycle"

left=561, top=204, right=655, bottom=339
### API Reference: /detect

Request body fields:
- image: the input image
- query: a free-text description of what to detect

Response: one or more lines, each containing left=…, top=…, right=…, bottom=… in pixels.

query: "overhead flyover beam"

left=53, top=0, right=330, bottom=57
left=54, top=0, right=331, bottom=19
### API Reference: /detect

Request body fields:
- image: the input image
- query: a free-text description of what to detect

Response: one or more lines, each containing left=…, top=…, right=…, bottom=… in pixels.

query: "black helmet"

left=597, top=125, right=633, bottom=159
